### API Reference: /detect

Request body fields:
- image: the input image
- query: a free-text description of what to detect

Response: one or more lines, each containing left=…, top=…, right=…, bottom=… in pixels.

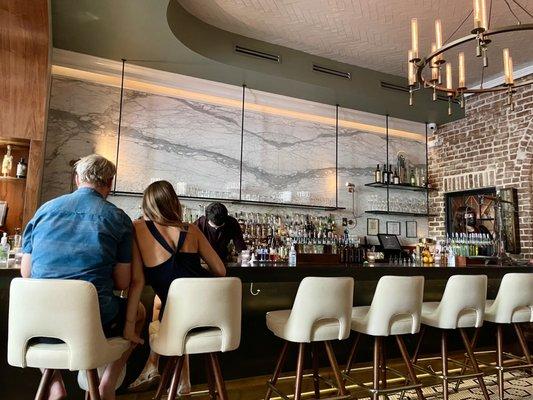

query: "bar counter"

left=1, top=264, right=531, bottom=398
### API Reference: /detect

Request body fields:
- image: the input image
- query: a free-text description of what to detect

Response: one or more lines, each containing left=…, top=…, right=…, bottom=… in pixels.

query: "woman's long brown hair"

left=142, top=180, right=183, bottom=227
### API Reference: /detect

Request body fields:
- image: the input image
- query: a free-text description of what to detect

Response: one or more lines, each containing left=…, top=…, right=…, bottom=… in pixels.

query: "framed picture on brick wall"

left=406, top=221, right=418, bottom=238
left=386, top=221, right=401, bottom=236
left=367, top=218, right=379, bottom=236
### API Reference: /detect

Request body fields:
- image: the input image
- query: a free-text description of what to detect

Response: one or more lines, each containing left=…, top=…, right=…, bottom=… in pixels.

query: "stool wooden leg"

left=380, top=339, right=387, bottom=390
left=454, top=327, right=480, bottom=392
left=514, top=323, right=532, bottom=372
left=154, top=356, right=177, bottom=400
left=496, top=325, right=505, bottom=400
left=441, top=331, right=449, bottom=400
left=35, top=369, right=55, bottom=400
left=210, top=352, right=229, bottom=400
left=372, top=337, right=381, bottom=400
left=412, top=325, right=426, bottom=364
left=86, top=369, right=101, bottom=400
left=294, top=343, right=306, bottom=400
left=265, top=342, right=289, bottom=400
left=312, top=343, right=321, bottom=399
left=344, top=333, right=360, bottom=374
left=168, top=356, right=185, bottom=400
left=205, top=354, right=217, bottom=400
left=459, top=328, right=490, bottom=400
left=324, top=341, right=348, bottom=396
left=396, top=335, right=425, bottom=400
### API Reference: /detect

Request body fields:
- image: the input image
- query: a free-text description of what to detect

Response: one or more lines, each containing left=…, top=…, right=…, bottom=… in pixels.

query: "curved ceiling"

left=179, top=0, right=533, bottom=85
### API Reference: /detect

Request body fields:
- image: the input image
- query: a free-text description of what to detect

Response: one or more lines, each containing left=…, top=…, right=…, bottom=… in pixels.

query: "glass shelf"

left=365, top=210, right=436, bottom=217
left=364, top=182, right=435, bottom=192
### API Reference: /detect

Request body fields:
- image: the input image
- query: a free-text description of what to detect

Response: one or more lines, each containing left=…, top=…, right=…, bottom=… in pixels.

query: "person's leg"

left=128, top=296, right=162, bottom=391
left=178, top=355, right=191, bottom=395
left=46, top=370, right=66, bottom=400
left=100, top=303, right=146, bottom=400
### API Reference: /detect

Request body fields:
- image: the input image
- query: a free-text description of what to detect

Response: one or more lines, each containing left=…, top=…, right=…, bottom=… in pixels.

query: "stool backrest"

left=287, top=277, right=354, bottom=342
left=366, top=276, right=424, bottom=336
left=435, top=275, right=487, bottom=328
left=490, top=273, right=533, bottom=323
left=8, top=278, right=114, bottom=370
left=156, top=277, right=241, bottom=355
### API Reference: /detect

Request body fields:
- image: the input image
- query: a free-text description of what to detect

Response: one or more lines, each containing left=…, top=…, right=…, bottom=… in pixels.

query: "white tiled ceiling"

left=178, top=0, right=533, bottom=85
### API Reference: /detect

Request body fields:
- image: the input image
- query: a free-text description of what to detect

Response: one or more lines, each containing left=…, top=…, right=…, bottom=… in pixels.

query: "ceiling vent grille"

left=234, top=45, right=281, bottom=63
left=312, top=64, right=351, bottom=80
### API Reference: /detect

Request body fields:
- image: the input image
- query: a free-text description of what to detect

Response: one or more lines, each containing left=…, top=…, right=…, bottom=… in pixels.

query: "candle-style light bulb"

left=411, top=18, right=419, bottom=60
left=458, top=52, right=466, bottom=88
left=503, top=48, right=511, bottom=84
left=435, top=19, right=443, bottom=49
left=431, top=43, right=439, bottom=81
left=480, top=0, right=487, bottom=31
left=446, top=63, right=453, bottom=94
left=508, top=56, right=514, bottom=85
left=408, top=50, right=416, bottom=85
left=474, top=0, right=482, bottom=30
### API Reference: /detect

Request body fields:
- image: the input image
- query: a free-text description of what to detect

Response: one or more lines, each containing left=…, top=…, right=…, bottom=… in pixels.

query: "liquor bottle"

left=374, top=164, right=382, bottom=183
left=0, top=232, right=10, bottom=268
left=288, top=242, right=297, bottom=266
left=388, top=165, right=393, bottom=184
left=409, top=169, right=416, bottom=186
left=16, top=158, right=27, bottom=179
left=393, top=168, right=400, bottom=185
left=381, top=164, right=388, bottom=184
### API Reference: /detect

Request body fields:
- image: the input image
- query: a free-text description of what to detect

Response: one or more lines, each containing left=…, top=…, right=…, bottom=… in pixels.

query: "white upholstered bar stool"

left=410, top=274, right=490, bottom=400
left=264, top=277, right=354, bottom=400
left=344, top=275, right=426, bottom=400
left=470, top=272, right=533, bottom=400
left=7, top=278, right=130, bottom=400
left=150, top=277, right=242, bottom=400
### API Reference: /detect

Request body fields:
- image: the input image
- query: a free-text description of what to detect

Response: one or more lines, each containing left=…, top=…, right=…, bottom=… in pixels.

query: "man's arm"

left=112, top=263, right=131, bottom=290
left=21, top=254, right=31, bottom=278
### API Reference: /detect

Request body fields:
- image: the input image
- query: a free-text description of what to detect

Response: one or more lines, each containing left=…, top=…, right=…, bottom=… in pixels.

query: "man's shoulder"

left=101, top=200, right=132, bottom=227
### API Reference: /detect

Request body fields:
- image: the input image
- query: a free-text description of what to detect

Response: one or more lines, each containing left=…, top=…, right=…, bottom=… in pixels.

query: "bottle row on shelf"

left=374, top=163, right=427, bottom=187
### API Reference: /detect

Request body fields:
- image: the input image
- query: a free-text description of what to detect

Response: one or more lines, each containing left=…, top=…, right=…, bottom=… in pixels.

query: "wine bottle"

left=393, top=168, right=400, bottom=185
left=374, top=164, right=382, bottom=183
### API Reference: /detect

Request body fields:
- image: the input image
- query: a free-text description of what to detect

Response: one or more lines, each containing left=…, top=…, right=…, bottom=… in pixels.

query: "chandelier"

left=408, top=0, right=533, bottom=115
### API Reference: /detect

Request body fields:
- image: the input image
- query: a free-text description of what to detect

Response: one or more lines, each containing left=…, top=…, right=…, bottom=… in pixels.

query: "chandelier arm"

left=511, top=0, right=533, bottom=19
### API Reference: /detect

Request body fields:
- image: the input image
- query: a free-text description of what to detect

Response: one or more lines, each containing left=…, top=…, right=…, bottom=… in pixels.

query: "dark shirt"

left=194, top=215, right=246, bottom=261
left=22, top=187, right=133, bottom=325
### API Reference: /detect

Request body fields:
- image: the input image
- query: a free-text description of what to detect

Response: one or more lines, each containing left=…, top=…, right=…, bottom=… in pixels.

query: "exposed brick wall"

left=428, top=75, right=533, bottom=258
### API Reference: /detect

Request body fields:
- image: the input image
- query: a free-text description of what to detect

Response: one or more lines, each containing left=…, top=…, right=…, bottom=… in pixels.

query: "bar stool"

left=460, top=272, right=533, bottom=399
left=264, top=276, right=354, bottom=400
left=343, top=275, right=426, bottom=400
left=150, top=277, right=242, bottom=400
left=7, top=278, right=130, bottom=400
left=410, top=274, right=490, bottom=400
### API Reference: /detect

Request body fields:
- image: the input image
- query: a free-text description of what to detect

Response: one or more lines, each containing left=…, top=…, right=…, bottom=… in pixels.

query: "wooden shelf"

left=0, top=176, right=26, bottom=182
left=365, top=210, right=436, bottom=217
left=364, top=182, right=435, bottom=192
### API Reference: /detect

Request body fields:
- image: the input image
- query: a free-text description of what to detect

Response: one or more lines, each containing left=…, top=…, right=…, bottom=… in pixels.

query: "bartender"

left=195, top=202, right=247, bottom=262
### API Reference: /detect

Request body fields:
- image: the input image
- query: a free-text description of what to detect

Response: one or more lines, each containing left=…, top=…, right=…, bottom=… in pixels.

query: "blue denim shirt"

left=22, top=187, right=133, bottom=325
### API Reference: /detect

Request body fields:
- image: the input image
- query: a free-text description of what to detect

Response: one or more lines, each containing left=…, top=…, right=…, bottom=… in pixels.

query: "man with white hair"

left=21, top=154, right=145, bottom=400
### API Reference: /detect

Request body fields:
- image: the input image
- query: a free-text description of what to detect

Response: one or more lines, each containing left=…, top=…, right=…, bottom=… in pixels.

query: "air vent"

left=380, top=81, right=457, bottom=103
left=312, top=64, right=351, bottom=80
left=234, top=45, right=281, bottom=63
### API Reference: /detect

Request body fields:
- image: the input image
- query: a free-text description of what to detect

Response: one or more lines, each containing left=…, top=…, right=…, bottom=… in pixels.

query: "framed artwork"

left=367, top=218, right=379, bottom=236
left=406, top=221, right=418, bottom=238
left=386, top=221, right=401, bottom=236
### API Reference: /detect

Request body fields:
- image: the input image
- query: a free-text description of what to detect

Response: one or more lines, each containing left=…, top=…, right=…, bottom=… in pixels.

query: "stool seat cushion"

left=421, top=301, right=481, bottom=329
left=150, top=321, right=225, bottom=355
left=484, top=300, right=533, bottom=324
left=25, top=337, right=129, bottom=370
left=266, top=310, right=343, bottom=343
left=351, top=306, right=416, bottom=336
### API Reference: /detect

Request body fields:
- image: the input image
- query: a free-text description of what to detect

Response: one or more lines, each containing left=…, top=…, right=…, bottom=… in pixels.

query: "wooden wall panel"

left=23, top=140, right=44, bottom=227
left=0, top=0, right=51, bottom=140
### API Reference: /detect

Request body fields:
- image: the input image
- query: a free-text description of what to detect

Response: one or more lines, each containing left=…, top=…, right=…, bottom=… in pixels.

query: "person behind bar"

left=126, top=180, right=226, bottom=393
left=21, top=154, right=146, bottom=400
left=195, top=202, right=246, bottom=262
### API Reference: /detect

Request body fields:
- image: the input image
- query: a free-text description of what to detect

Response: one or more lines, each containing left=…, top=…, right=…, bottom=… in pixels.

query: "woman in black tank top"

left=124, top=180, right=226, bottom=393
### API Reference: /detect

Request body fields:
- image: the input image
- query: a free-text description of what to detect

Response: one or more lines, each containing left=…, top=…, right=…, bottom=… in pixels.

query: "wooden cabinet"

left=1, top=0, right=51, bottom=229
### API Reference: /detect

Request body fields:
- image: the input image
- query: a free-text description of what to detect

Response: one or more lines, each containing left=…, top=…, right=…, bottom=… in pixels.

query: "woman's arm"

left=123, top=235, right=145, bottom=344
left=193, top=225, right=226, bottom=277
